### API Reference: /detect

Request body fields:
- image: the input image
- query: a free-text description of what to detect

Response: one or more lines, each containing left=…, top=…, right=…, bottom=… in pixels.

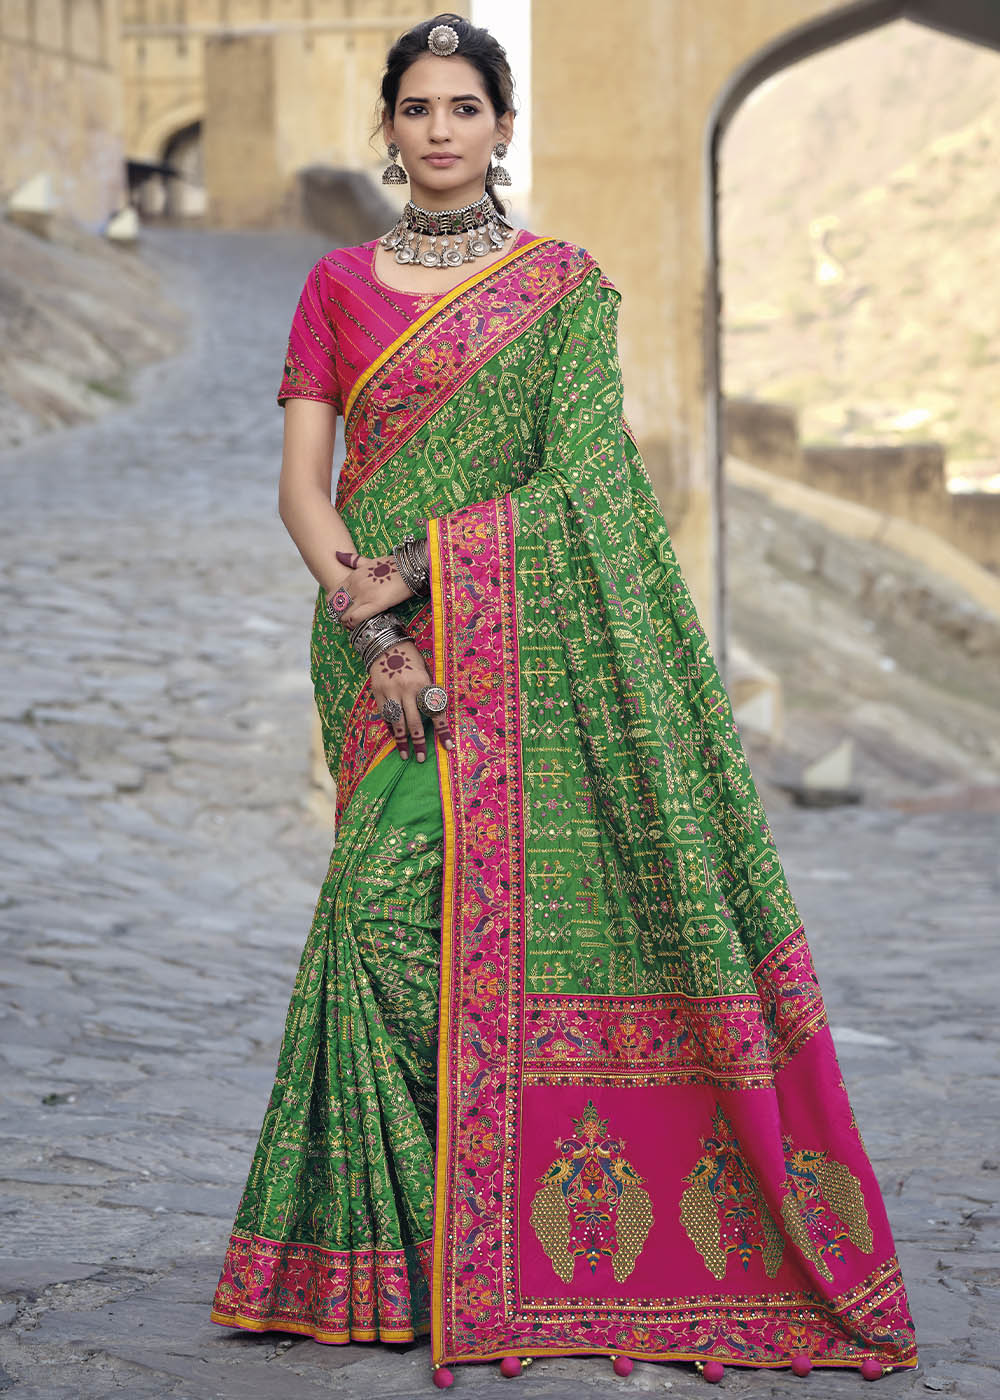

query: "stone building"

left=120, top=0, right=468, bottom=221
left=532, top=0, right=1000, bottom=656
left=7, top=0, right=1000, bottom=656
left=0, top=0, right=126, bottom=229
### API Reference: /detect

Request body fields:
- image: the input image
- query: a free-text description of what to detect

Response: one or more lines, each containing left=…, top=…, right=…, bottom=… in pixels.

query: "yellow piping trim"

left=344, top=236, right=555, bottom=422
left=428, top=513, right=457, bottom=1363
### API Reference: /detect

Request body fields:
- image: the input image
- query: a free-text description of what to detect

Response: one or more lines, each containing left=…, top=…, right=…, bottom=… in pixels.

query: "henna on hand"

left=370, top=643, right=418, bottom=679
left=330, top=552, right=414, bottom=630
left=336, top=549, right=402, bottom=594
left=370, top=640, right=455, bottom=756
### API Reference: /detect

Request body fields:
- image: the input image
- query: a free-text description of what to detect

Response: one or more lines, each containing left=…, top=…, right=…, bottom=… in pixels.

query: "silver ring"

left=381, top=697, right=404, bottom=725
left=416, top=684, right=448, bottom=716
left=326, top=586, right=352, bottom=623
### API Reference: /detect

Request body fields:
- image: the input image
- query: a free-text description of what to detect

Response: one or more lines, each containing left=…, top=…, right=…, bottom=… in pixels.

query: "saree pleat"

left=212, top=234, right=917, bottom=1374
left=210, top=746, right=441, bottom=1342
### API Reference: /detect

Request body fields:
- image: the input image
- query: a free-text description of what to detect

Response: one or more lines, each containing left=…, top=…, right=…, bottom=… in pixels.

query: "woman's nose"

left=428, top=104, right=451, bottom=140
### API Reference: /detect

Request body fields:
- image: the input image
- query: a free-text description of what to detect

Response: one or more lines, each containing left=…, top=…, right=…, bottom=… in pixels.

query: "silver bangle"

left=392, top=533, right=430, bottom=595
left=350, top=609, right=403, bottom=650
left=362, top=630, right=408, bottom=669
left=350, top=611, right=406, bottom=665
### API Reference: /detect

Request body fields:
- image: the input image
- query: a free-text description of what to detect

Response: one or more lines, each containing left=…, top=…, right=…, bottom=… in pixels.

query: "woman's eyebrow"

left=399, top=93, right=483, bottom=103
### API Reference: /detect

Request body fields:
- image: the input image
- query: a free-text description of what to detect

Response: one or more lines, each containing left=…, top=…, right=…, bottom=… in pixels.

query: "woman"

left=210, top=13, right=917, bottom=1386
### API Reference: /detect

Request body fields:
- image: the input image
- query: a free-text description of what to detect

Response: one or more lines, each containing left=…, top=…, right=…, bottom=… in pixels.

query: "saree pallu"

left=211, top=237, right=917, bottom=1374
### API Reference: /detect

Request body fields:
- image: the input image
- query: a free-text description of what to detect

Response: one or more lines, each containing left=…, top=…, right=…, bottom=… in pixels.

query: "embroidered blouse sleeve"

left=276, top=258, right=343, bottom=411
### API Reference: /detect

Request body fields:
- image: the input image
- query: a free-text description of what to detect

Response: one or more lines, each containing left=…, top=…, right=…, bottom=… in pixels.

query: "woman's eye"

left=402, top=104, right=480, bottom=116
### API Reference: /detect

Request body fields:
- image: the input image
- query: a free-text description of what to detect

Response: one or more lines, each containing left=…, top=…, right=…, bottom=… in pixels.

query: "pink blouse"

left=277, top=229, right=538, bottom=415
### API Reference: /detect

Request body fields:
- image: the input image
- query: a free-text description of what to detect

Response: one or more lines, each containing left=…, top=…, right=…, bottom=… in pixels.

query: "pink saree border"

left=522, top=923, right=827, bottom=1088
left=209, top=1231, right=433, bottom=1344
left=428, top=494, right=525, bottom=1366
left=425, top=491, right=916, bottom=1372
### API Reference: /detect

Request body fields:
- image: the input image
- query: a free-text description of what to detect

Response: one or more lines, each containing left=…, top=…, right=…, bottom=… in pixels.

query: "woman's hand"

left=326, top=549, right=415, bottom=628
left=369, top=637, right=455, bottom=762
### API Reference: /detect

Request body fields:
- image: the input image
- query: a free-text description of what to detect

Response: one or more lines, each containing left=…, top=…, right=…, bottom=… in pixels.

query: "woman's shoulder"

left=529, top=235, right=616, bottom=303
left=532, top=233, right=618, bottom=289
left=308, top=240, right=376, bottom=286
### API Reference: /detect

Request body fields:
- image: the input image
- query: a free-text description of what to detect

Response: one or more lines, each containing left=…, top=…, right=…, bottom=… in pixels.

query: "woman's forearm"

left=278, top=485, right=359, bottom=597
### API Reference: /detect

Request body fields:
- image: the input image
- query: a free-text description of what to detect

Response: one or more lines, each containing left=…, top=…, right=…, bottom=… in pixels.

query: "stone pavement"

left=0, top=227, right=997, bottom=1400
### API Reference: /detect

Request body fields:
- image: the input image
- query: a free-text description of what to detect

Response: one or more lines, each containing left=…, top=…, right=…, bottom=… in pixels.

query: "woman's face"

left=382, top=54, right=513, bottom=206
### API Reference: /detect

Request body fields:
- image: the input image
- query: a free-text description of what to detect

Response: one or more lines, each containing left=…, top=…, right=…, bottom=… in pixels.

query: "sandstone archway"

left=707, top=0, right=1000, bottom=667
left=133, top=101, right=204, bottom=165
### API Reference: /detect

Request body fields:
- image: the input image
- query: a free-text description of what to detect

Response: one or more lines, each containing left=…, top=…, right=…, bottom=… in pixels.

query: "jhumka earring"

left=382, top=141, right=408, bottom=185
left=489, top=141, right=512, bottom=186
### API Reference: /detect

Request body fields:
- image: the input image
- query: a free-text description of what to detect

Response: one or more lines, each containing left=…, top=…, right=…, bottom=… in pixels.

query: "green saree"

left=211, top=235, right=917, bottom=1379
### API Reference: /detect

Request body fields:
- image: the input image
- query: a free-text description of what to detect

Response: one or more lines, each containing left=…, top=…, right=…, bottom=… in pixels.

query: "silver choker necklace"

left=380, top=190, right=515, bottom=268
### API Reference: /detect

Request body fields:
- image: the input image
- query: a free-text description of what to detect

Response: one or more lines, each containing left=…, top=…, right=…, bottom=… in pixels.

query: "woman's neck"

left=405, top=180, right=488, bottom=212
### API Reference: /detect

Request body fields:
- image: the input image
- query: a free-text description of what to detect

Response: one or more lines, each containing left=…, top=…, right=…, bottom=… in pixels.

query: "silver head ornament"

left=427, top=23, right=460, bottom=56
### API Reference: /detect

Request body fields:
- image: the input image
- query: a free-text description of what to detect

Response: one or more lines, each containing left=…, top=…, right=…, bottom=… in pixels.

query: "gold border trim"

left=428, top=513, right=457, bottom=1361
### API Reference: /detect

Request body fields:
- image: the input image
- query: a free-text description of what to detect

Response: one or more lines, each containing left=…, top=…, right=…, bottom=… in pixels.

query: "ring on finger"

left=326, top=586, right=353, bottom=624
left=382, top=697, right=404, bottom=725
left=416, top=683, right=449, bottom=716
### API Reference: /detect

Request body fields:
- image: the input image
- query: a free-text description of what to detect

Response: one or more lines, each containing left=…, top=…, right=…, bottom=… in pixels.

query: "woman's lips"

left=423, top=155, right=459, bottom=165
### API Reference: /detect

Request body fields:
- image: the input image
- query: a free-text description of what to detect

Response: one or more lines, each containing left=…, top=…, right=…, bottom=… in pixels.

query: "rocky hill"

left=720, top=18, right=1000, bottom=490
left=0, top=215, right=187, bottom=451
left=728, top=475, right=1000, bottom=805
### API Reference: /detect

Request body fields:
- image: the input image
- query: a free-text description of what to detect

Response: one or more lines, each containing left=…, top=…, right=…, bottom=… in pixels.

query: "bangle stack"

left=393, top=531, right=430, bottom=596
left=349, top=610, right=409, bottom=670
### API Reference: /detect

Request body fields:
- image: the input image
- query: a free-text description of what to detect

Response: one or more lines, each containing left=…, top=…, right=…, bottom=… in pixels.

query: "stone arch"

left=162, top=120, right=204, bottom=217
left=705, top=0, right=1000, bottom=671
left=133, top=102, right=205, bottom=163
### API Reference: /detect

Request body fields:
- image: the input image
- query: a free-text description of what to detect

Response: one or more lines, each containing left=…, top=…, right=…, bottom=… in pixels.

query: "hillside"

left=719, top=18, right=1000, bottom=489
left=727, top=476, right=1000, bottom=804
left=0, top=215, right=186, bottom=451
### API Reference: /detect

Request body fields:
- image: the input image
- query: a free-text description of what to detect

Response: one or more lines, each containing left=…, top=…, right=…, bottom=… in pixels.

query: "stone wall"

left=122, top=0, right=469, bottom=228
left=724, top=395, right=1000, bottom=574
left=0, top=0, right=125, bottom=228
left=530, top=0, right=1000, bottom=646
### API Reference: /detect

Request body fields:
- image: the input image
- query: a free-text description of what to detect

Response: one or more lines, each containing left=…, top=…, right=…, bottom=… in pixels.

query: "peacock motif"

left=530, top=1100, right=653, bottom=1283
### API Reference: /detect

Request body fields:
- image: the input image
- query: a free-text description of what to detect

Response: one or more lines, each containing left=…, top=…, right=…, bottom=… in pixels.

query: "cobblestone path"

left=0, top=228, right=996, bottom=1398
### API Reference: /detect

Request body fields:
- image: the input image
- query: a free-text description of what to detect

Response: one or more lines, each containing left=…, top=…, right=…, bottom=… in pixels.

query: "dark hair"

left=372, top=12, right=517, bottom=216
